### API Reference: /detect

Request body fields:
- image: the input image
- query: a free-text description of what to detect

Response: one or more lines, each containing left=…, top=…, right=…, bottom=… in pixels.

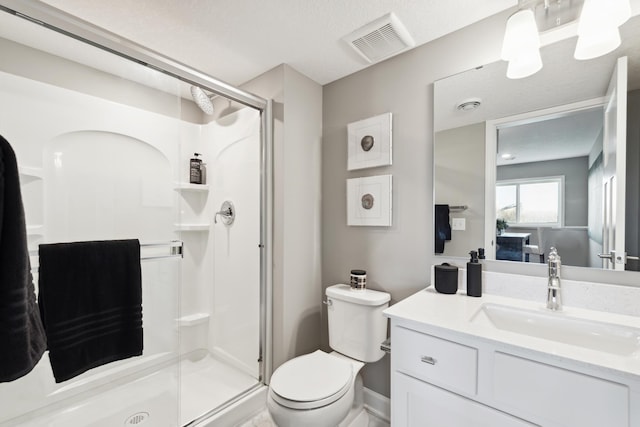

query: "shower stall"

left=0, top=2, right=271, bottom=426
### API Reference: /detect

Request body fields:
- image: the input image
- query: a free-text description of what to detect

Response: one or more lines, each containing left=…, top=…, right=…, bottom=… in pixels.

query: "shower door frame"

left=0, top=0, right=273, bottom=418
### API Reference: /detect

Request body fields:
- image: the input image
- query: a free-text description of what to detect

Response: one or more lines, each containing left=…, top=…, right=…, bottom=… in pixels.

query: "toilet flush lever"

left=323, top=298, right=333, bottom=307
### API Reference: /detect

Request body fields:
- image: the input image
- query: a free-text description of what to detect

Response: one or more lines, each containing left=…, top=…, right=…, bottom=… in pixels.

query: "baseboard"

left=363, top=387, right=391, bottom=422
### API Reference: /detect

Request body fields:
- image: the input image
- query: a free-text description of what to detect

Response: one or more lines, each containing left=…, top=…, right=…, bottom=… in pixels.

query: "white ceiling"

left=36, top=0, right=517, bottom=86
left=497, top=108, right=603, bottom=166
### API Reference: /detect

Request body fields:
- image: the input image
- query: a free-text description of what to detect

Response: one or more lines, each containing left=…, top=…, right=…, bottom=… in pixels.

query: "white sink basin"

left=470, top=303, right=640, bottom=356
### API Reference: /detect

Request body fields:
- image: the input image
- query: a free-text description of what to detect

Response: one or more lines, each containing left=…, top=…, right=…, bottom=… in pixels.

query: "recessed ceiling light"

left=501, top=153, right=516, bottom=160
left=456, top=97, right=482, bottom=111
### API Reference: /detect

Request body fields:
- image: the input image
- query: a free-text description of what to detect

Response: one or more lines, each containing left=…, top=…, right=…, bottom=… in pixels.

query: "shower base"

left=180, top=352, right=257, bottom=424
left=4, top=352, right=257, bottom=427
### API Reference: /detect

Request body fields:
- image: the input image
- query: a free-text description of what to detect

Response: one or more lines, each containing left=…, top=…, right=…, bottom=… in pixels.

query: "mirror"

left=434, top=14, right=640, bottom=270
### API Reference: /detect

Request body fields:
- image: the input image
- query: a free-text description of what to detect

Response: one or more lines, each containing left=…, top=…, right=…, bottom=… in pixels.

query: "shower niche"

left=43, top=130, right=174, bottom=243
left=173, top=182, right=210, bottom=233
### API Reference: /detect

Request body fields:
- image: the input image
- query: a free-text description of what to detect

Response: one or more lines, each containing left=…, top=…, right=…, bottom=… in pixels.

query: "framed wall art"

left=347, top=174, right=392, bottom=226
left=347, top=112, right=392, bottom=170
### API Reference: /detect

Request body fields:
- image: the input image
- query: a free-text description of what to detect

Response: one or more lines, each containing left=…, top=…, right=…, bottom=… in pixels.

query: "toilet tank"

left=326, top=284, right=390, bottom=363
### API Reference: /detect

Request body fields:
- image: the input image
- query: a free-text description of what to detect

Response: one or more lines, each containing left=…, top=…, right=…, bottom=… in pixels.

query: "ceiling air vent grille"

left=344, top=13, right=415, bottom=64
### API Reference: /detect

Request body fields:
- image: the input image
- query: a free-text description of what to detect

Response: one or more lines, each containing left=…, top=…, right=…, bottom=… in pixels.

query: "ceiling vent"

left=343, top=13, right=415, bottom=64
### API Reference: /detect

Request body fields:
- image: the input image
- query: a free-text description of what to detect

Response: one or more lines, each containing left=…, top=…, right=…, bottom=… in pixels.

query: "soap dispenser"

left=467, top=250, right=482, bottom=297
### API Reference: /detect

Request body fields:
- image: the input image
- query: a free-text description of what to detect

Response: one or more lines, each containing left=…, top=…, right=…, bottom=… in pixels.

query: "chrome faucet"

left=546, top=247, right=562, bottom=311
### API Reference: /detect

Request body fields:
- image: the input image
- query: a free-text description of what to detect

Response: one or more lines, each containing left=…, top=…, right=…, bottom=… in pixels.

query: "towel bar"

left=28, top=240, right=183, bottom=261
left=449, top=205, right=468, bottom=212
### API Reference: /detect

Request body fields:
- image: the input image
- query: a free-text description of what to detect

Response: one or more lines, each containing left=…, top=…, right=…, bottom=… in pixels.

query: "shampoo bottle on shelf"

left=466, top=250, right=482, bottom=297
left=200, top=162, right=207, bottom=185
left=190, top=153, right=202, bottom=184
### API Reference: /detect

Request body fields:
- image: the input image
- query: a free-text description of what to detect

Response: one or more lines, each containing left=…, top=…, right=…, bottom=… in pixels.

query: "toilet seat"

left=270, top=350, right=353, bottom=410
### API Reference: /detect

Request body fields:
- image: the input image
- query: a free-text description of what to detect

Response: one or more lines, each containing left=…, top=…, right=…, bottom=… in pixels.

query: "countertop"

left=384, top=287, right=640, bottom=379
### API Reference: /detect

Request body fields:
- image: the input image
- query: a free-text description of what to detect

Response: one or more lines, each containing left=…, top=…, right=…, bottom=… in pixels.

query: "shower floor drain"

left=124, top=412, right=149, bottom=425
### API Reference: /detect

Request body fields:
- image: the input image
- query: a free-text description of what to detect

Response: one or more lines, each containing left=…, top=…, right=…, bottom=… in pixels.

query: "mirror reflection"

left=433, top=14, right=640, bottom=270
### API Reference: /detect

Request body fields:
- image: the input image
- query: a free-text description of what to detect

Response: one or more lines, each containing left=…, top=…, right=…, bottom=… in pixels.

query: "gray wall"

left=434, top=122, right=485, bottom=257
left=242, top=65, right=323, bottom=373
left=497, top=156, right=589, bottom=227
left=322, top=10, right=511, bottom=397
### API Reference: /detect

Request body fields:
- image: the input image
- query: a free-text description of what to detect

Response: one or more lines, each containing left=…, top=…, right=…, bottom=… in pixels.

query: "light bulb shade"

left=501, top=9, right=540, bottom=61
left=575, top=26, right=621, bottom=60
left=578, top=0, right=631, bottom=34
left=575, top=0, right=630, bottom=60
left=506, top=48, right=543, bottom=79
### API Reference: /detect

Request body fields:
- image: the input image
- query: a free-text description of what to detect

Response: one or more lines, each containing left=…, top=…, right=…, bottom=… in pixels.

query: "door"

left=601, top=56, right=628, bottom=269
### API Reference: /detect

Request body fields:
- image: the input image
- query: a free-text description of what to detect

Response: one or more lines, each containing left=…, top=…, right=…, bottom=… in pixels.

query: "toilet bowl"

left=267, top=284, right=390, bottom=427
left=267, top=350, right=364, bottom=427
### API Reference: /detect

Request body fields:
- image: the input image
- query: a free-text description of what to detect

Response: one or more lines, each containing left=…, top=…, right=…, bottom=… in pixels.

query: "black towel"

left=434, top=204, right=452, bottom=254
left=0, top=135, right=47, bottom=382
left=38, top=239, right=142, bottom=383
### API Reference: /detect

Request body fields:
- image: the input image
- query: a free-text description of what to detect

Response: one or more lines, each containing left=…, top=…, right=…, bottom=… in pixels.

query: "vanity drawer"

left=393, top=325, right=478, bottom=395
left=493, top=352, right=629, bottom=427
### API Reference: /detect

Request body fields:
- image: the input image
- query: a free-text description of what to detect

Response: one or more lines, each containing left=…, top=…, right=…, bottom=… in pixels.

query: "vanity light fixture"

left=501, top=9, right=542, bottom=79
left=502, top=0, right=632, bottom=78
left=574, top=0, right=631, bottom=60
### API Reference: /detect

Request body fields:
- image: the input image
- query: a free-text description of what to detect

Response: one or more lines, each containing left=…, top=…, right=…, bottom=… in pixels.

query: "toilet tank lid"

left=326, top=284, right=390, bottom=306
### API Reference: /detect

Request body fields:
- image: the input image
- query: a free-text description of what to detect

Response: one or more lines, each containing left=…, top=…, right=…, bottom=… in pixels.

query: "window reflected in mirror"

left=496, top=178, right=563, bottom=228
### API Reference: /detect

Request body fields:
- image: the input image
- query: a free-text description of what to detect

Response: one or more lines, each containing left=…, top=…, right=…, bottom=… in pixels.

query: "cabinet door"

left=393, top=373, right=537, bottom=427
left=492, top=352, right=629, bottom=427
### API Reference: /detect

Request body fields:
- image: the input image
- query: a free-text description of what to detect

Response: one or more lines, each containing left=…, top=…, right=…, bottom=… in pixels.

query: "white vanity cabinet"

left=391, top=323, right=536, bottom=426
left=386, top=290, right=640, bottom=427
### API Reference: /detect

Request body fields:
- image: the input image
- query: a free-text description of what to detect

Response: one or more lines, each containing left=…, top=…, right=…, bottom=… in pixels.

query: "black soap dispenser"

left=467, top=250, right=482, bottom=297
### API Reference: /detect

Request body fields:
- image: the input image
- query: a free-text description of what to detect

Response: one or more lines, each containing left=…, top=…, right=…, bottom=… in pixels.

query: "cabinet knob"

left=421, top=355, right=437, bottom=365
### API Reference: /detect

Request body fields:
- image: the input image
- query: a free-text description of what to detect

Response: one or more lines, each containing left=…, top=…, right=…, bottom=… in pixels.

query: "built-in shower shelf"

left=174, top=182, right=209, bottom=192
left=176, top=312, right=210, bottom=327
left=174, top=223, right=210, bottom=232
left=18, top=165, right=43, bottom=179
left=27, top=224, right=44, bottom=236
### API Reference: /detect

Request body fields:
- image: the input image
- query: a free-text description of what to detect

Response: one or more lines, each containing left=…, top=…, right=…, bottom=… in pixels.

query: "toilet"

left=267, top=284, right=390, bottom=427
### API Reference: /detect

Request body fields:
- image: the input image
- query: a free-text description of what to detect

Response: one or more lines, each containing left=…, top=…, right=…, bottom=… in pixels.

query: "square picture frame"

left=347, top=174, right=393, bottom=226
left=347, top=112, right=392, bottom=171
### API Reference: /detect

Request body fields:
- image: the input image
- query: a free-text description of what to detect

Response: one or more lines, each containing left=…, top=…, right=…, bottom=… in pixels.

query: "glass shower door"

left=0, top=9, right=183, bottom=426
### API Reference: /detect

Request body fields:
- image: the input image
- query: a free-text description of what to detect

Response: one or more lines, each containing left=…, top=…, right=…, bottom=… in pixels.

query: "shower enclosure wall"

left=0, top=4, right=270, bottom=426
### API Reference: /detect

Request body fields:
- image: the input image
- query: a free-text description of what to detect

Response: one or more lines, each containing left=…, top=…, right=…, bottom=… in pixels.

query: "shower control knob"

left=214, top=200, right=235, bottom=225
